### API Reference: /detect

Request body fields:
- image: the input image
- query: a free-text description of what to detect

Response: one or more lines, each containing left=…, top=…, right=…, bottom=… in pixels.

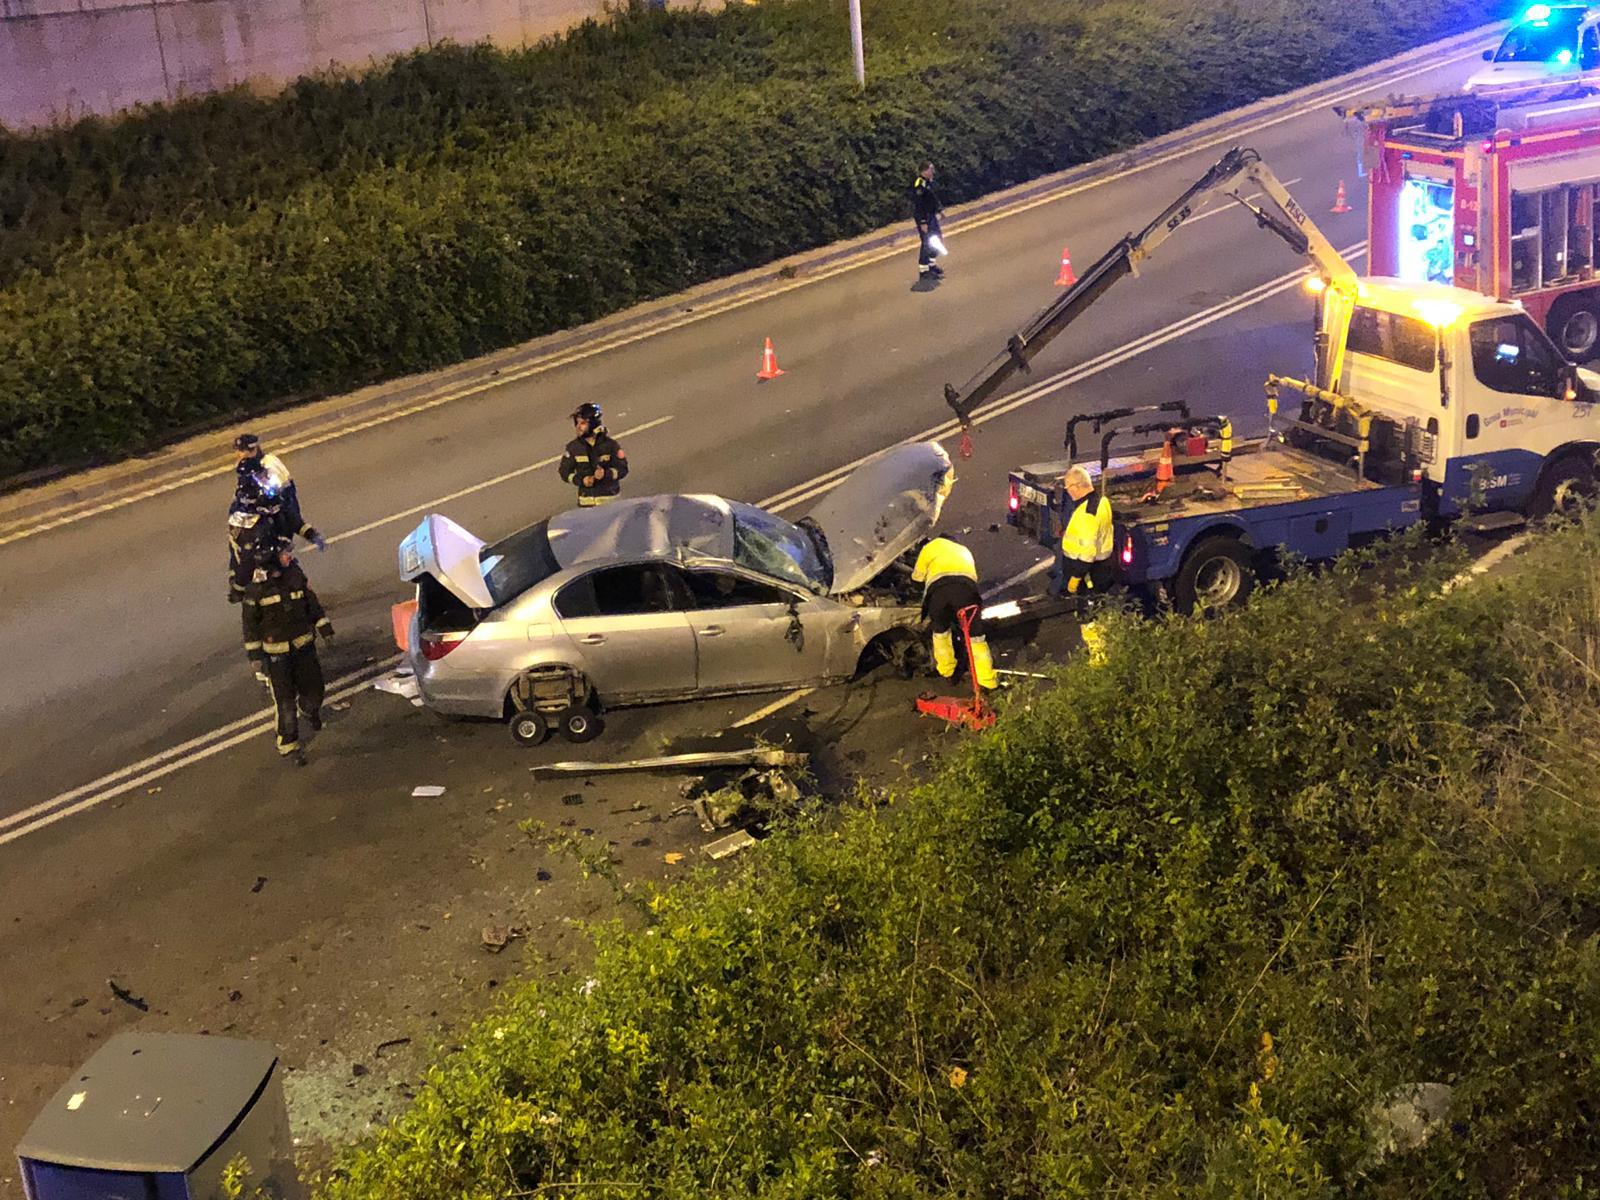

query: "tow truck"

left=951, top=147, right=1600, bottom=613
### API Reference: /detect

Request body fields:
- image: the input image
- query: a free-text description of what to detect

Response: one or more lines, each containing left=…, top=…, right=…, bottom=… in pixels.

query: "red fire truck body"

left=1351, top=84, right=1600, bottom=358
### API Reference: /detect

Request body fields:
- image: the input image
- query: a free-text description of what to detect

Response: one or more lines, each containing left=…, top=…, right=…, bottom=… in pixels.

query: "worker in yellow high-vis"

left=1053, top=464, right=1116, bottom=664
left=911, top=535, right=999, bottom=690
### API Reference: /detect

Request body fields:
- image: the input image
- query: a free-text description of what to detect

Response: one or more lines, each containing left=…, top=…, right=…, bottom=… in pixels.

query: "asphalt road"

left=0, top=36, right=1497, bottom=1190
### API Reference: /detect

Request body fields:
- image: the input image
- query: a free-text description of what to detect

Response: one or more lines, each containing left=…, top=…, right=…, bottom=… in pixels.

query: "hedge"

left=0, top=0, right=1505, bottom=480
left=308, top=524, right=1600, bottom=1198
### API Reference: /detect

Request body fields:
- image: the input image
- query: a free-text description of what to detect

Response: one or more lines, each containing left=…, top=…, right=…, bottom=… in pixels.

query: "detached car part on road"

left=397, top=442, right=954, bottom=743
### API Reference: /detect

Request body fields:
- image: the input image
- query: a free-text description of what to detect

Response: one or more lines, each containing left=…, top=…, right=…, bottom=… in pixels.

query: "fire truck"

left=1341, top=76, right=1600, bottom=359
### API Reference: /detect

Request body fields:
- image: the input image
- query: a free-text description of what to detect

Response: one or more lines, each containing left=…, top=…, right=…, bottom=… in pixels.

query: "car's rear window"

left=481, top=520, right=561, bottom=608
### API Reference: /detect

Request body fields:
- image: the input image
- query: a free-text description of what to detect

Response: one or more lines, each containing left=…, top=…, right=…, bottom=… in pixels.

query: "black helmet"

left=571, top=402, right=604, bottom=429
left=233, top=432, right=261, bottom=453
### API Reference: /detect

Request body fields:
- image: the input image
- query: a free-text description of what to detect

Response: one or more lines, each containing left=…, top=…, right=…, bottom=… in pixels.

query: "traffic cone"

left=1331, top=180, right=1352, bottom=214
left=757, top=336, right=785, bottom=380
left=1055, top=246, right=1078, bottom=287
left=1141, top=431, right=1176, bottom=502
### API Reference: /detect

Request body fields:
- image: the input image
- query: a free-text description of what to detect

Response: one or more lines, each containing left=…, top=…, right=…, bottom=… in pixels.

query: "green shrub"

left=315, top=522, right=1600, bottom=1198
left=0, top=0, right=1503, bottom=477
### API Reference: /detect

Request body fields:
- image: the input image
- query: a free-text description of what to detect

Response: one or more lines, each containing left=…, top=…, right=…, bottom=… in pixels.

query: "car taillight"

left=1120, top=534, right=1134, bottom=566
left=421, top=630, right=468, bottom=661
left=1008, top=484, right=1020, bottom=512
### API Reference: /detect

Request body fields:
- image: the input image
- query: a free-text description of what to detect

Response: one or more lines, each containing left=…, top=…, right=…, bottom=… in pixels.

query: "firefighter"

left=241, top=536, right=334, bottom=765
left=233, top=433, right=323, bottom=550
left=558, top=403, right=628, bottom=506
left=911, top=161, right=946, bottom=280
left=911, top=535, right=998, bottom=690
left=1053, top=464, right=1116, bottom=664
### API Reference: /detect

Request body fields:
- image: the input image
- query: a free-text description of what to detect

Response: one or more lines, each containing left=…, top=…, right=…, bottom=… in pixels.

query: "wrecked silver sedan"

left=397, top=442, right=954, bottom=742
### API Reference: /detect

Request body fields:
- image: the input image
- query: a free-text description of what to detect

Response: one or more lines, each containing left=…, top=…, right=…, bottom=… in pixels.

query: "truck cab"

left=1342, top=278, right=1600, bottom=516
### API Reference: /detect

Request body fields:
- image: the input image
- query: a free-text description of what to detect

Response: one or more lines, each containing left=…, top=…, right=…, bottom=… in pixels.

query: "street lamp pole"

left=848, top=0, right=865, bottom=88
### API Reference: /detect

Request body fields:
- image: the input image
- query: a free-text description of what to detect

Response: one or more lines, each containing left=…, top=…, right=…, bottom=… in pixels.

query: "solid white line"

left=987, top=558, right=1056, bottom=597
left=0, top=43, right=1484, bottom=548
left=730, top=688, right=816, bottom=729
left=0, top=657, right=401, bottom=846
left=325, top=414, right=676, bottom=547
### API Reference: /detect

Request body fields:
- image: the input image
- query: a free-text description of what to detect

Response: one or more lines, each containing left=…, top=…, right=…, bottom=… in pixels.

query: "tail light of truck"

left=1121, top=534, right=1134, bottom=566
left=1008, top=483, right=1020, bottom=512
left=421, top=630, right=469, bottom=661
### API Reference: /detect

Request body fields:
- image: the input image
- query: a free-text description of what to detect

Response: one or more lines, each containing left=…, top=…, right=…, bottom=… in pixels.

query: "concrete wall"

left=0, top=0, right=659, bottom=130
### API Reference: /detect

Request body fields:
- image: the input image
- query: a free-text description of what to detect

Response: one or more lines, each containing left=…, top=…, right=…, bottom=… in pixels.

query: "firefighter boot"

left=969, top=635, right=999, bottom=690
left=932, top=631, right=957, bottom=678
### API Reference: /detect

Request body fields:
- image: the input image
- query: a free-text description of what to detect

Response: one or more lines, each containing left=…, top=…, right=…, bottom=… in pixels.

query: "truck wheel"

left=1550, top=295, right=1600, bottom=361
left=1528, top=454, right=1598, bottom=519
left=1173, top=535, right=1255, bottom=615
left=509, top=708, right=549, bottom=747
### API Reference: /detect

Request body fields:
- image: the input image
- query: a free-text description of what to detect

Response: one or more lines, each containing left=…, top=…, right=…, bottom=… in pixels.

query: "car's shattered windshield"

left=729, top=503, right=831, bottom=593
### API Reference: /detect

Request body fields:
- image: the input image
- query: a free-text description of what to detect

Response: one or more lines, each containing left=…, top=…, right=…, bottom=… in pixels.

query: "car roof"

left=544, top=494, right=737, bottom=569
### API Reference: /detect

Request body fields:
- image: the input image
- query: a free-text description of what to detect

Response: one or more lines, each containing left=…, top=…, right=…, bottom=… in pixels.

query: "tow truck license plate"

left=1016, top=482, right=1048, bottom=508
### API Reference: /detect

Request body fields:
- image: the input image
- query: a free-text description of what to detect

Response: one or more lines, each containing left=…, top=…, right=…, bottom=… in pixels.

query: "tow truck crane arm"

left=943, top=147, right=1360, bottom=428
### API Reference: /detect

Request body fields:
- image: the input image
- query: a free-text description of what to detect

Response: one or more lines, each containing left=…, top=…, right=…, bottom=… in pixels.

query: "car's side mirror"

left=1482, top=48, right=1494, bottom=60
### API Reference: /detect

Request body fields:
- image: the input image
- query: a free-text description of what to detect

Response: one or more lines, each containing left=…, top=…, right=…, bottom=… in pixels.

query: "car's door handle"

left=699, top=625, right=725, bottom=637
left=579, top=634, right=607, bottom=644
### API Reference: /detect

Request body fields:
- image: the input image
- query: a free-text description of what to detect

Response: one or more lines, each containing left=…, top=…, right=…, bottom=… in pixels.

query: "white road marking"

left=0, top=657, right=401, bottom=846
left=730, top=688, right=816, bottom=729
left=325, top=414, right=675, bottom=547
left=988, top=558, right=1056, bottom=597
left=0, top=41, right=1486, bottom=549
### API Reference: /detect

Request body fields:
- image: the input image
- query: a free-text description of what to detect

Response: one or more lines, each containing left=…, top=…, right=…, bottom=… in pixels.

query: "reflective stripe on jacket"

left=1060, top=492, right=1114, bottom=567
left=912, top=537, right=978, bottom=592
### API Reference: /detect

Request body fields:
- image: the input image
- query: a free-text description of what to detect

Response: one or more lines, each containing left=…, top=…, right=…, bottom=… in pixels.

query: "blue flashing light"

left=1524, top=4, right=1552, bottom=20
left=1558, top=46, right=1575, bottom=62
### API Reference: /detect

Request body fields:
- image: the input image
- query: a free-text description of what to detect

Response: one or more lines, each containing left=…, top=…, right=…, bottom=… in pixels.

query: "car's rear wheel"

left=509, top=709, right=549, bottom=747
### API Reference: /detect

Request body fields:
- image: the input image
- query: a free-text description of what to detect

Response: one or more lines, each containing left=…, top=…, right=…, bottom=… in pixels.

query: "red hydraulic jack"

left=914, top=605, right=996, bottom=731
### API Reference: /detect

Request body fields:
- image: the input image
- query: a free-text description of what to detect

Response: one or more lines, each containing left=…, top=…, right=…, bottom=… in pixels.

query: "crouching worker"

left=1053, top=464, right=1115, bottom=665
left=241, top=537, right=334, bottom=765
left=911, top=535, right=998, bottom=690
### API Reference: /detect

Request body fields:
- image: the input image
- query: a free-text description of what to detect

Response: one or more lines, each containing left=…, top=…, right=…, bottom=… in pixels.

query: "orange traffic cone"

left=1055, top=246, right=1078, bottom=287
left=1331, top=180, right=1352, bottom=214
left=1141, top=431, right=1176, bottom=502
left=757, top=336, right=785, bottom=380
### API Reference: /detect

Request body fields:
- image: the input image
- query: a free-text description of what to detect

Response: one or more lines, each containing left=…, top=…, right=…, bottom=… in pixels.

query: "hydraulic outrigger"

left=943, top=147, right=1361, bottom=431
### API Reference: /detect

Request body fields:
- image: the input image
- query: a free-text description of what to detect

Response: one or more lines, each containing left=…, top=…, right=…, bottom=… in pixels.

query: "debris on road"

left=251, top=876, right=268, bottom=893
left=480, top=925, right=522, bottom=953
left=107, top=979, right=149, bottom=1012
left=373, top=670, right=423, bottom=706
left=411, top=785, right=446, bottom=798
left=705, top=830, right=757, bottom=860
left=375, top=1038, right=411, bottom=1057
left=532, top=749, right=808, bottom=778
left=663, top=853, right=685, bottom=865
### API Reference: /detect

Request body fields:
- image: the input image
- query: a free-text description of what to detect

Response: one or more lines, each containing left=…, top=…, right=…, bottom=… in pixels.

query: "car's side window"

left=557, top=564, right=685, bottom=618
left=1582, top=24, right=1599, bottom=67
left=683, top=570, right=792, bottom=609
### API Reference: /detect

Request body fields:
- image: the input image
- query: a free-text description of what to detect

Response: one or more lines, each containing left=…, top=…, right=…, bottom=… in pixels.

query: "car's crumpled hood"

left=804, top=441, right=955, bottom=594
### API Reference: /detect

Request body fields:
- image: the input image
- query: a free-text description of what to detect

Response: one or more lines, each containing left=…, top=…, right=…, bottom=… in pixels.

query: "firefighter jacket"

left=558, top=432, right=628, bottom=501
left=227, top=505, right=306, bottom=600
left=241, top=563, right=332, bottom=662
left=911, top=175, right=941, bottom=226
left=1060, top=491, right=1115, bottom=588
left=238, top=452, right=317, bottom=541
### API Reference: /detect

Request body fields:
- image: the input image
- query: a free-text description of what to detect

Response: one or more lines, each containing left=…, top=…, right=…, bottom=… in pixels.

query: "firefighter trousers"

left=264, top=644, right=325, bottom=755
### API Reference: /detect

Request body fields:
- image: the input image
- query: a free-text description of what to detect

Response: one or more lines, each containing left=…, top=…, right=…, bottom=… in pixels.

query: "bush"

left=0, top=0, right=1502, bottom=478
left=316, top=522, right=1600, bottom=1199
